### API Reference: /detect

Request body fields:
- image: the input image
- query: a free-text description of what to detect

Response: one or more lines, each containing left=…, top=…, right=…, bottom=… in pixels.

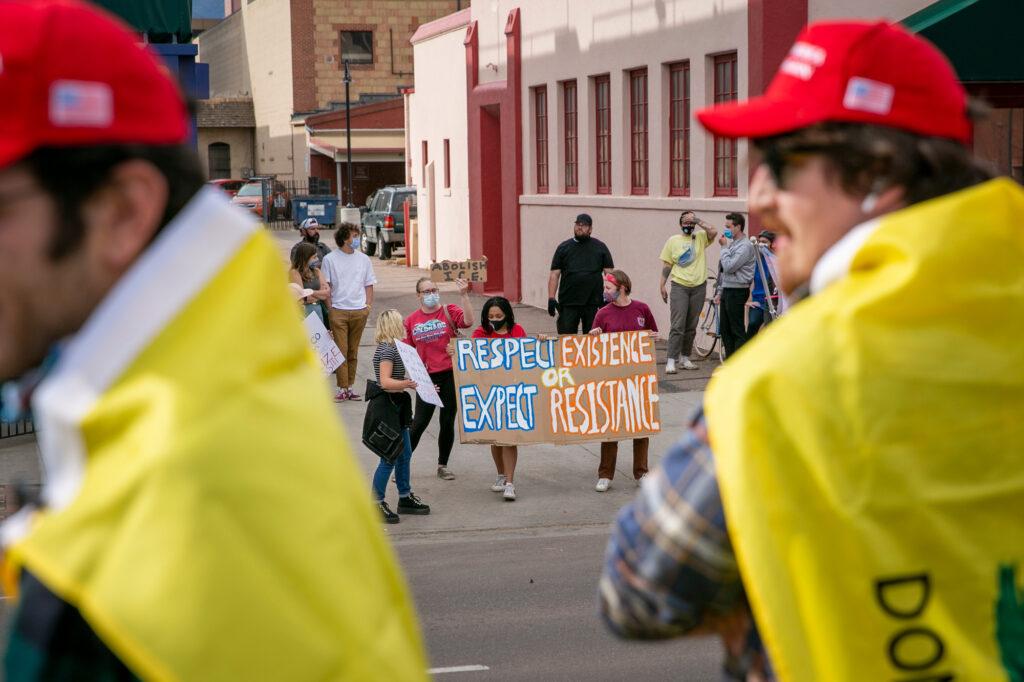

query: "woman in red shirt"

left=589, top=270, right=658, bottom=492
left=405, top=277, right=473, bottom=480
left=472, top=297, right=526, bottom=501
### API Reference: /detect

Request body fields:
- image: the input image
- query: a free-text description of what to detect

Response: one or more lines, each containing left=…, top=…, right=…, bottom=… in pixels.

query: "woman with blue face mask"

left=405, top=276, right=474, bottom=480
left=288, top=241, right=330, bottom=324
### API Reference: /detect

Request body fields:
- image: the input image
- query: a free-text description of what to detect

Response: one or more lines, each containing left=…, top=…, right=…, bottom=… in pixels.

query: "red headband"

left=604, top=274, right=618, bottom=285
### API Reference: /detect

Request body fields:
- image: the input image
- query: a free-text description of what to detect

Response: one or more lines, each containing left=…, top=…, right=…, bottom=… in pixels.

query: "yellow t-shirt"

left=659, top=231, right=709, bottom=287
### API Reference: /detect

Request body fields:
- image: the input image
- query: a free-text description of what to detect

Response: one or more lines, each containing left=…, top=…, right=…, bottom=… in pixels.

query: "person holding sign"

left=406, top=277, right=474, bottom=480
left=288, top=241, right=330, bottom=324
left=590, top=270, right=658, bottom=492
left=472, top=297, right=527, bottom=501
left=368, top=310, right=431, bottom=524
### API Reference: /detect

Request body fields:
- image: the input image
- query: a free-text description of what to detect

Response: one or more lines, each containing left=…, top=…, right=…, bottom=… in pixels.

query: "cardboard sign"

left=452, top=331, right=661, bottom=445
left=395, top=340, right=444, bottom=407
left=303, top=312, right=345, bottom=374
left=429, top=258, right=488, bottom=283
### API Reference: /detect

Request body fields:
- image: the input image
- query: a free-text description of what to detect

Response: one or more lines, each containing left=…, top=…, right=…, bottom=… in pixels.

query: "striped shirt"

left=372, top=342, right=405, bottom=384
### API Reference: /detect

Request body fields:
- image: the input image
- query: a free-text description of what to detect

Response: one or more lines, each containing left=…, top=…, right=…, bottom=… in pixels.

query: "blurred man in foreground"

left=600, top=20, right=1023, bottom=681
left=0, top=2, right=426, bottom=679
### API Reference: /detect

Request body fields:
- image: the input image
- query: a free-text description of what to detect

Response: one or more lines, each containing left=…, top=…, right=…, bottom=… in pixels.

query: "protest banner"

left=395, top=340, right=444, bottom=407
left=429, top=258, right=488, bottom=283
left=452, top=331, right=660, bottom=445
left=303, top=312, right=344, bottom=375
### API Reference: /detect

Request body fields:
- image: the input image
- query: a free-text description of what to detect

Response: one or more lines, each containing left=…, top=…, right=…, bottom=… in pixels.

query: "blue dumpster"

left=291, top=195, right=339, bottom=226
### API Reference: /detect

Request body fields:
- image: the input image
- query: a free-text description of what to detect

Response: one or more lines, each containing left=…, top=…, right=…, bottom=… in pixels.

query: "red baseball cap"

left=697, top=21, right=971, bottom=145
left=0, top=0, right=189, bottom=169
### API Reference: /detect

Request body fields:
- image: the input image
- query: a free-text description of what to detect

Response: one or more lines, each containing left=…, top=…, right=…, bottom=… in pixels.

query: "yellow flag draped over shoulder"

left=705, top=179, right=1024, bottom=682
left=5, top=190, right=428, bottom=681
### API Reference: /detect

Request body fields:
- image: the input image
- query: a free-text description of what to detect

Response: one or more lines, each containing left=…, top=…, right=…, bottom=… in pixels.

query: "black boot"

left=397, top=493, right=431, bottom=515
left=378, top=500, right=400, bottom=524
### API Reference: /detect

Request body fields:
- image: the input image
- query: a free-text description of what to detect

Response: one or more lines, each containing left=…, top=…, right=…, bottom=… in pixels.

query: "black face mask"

left=681, top=225, right=695, bottom=235
left=490, top=318, right=506, bottom=330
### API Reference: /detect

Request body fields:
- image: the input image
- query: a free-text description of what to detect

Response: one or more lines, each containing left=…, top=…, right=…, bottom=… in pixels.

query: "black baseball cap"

left=575, top=213, right=593, bottom=226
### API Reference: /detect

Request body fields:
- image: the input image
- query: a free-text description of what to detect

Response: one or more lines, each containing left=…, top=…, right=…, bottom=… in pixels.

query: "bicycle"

left=693, top=278, right=723, bottom=362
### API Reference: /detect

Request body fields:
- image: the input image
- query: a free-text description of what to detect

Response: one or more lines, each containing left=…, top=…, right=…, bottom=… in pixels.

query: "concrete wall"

left=808, top=0, right=934, bottom=22
left=199, top=0, right=297, bottom=180
left=471, top=0, right=747, bottom=328
left=409, top=18, right=471, bottom=266
left=198, top=127, right=254, bottom=179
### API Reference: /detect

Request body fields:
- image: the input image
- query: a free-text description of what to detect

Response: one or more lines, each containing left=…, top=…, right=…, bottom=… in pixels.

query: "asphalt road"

left=396, top=527, right=723, bottom=681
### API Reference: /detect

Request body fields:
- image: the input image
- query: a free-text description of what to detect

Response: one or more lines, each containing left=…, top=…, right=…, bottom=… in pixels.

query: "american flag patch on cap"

left=50, top=80, right=113, bottom=127
left=842, top=77, right=894, bottom=116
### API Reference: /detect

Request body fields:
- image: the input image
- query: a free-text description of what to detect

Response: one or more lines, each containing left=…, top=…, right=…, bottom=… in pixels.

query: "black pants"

left=409, top=369, right=458, bottom=466
left=720, top=287, right=750, bottom=358
left=557, top=304, right=599, bottom=334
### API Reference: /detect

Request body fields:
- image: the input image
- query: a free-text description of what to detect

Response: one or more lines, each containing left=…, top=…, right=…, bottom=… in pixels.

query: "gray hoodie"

left=719, top=237, right=757, bottom=288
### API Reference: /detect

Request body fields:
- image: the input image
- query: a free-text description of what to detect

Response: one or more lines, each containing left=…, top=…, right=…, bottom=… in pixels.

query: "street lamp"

left=343, top=59, right=354, bottom=207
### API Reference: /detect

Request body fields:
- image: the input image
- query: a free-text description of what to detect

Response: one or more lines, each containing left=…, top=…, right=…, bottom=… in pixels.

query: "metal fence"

left=0, top=418, right=34, bottom=439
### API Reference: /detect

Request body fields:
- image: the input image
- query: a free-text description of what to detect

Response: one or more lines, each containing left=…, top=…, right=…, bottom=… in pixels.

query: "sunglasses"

left=761, top=144, right=841, bottom=189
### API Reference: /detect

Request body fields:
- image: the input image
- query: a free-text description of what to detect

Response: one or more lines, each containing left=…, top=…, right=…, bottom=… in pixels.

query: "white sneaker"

left=491, top=475, right=507, bottom=492
left=595, top=478, right=611, bottom=492
left=665, top=358, right=677, bottom=374
left=636, top=473, right=648, bottom=487
left=681, top=357, right=698, bottom=370
left=503, top=482, right=516, bottom=501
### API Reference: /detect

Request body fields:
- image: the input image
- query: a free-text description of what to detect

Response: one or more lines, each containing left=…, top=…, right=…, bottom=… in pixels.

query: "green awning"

left=88, top=0, right=192, bottom=44
left=903, top=0, right=1024, bottom=82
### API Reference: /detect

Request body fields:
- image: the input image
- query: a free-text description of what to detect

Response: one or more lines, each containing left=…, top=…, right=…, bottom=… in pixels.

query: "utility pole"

left=343, top=59, right=354, bottom=207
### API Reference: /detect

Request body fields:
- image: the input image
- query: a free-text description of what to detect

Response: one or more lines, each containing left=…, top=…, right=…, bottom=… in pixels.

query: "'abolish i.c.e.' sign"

left=452, top=331, right=661, bottom=445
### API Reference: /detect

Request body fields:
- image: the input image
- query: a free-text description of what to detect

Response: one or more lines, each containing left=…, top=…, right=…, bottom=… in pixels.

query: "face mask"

left=681, top=225, right=695, bottom=235
left=350, top=237, right=361, bottom=249
left=724, top=229, right=734, bottom=239
left=309, top=259, right=320, bottom=270
left=423, top=292, right=441, bottom=308
left=603, top=289, right=620, bottom=303
left=489, top=317, right=506, bottom=330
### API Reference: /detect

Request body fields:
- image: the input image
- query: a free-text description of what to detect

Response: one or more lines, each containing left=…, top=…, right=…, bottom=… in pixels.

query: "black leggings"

left=409, top=369, right=458, bottom=466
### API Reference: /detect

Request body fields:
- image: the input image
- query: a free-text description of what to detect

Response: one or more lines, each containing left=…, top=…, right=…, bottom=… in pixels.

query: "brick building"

left=197, top=0, right=460, bottom=189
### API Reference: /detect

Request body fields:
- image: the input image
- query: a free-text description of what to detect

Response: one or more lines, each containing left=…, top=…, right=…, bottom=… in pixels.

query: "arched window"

left=208, top=142, right=231, bottom=179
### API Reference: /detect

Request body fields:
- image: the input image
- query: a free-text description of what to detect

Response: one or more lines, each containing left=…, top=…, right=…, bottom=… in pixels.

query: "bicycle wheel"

left=693, top=299, right=719, bottom=359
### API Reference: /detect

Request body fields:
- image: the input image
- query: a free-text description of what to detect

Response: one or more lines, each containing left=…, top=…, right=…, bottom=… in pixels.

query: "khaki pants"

left=599, top=438, right=649, bottom=480
left=328, top=307, right=369, bottom=389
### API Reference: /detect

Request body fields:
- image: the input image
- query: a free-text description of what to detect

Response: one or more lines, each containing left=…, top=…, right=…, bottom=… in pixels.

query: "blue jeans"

left=372, top=428, right=412, bottom=501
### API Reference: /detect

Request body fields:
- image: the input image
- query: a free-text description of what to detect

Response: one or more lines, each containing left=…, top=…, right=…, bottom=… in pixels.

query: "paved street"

left=0, top=231, right=724, bottom=678
left=274, top=231, right=724, bottom=678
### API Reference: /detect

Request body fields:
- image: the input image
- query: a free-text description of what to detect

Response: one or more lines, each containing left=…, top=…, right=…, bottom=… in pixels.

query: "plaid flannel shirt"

left=598, top=410, right=773, bottom=680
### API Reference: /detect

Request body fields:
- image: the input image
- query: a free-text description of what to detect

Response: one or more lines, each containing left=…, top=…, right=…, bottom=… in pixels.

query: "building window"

left=594, top=74, right=611, bottom=194
left=421, top=140, right=428, bottom=180
left=669, top=61, right=690, bottom=196
left=713, top=52, right=739, bottom=196
left=208, top=142, right=231, bottom=179
left=443, top=139, right=451, bottom=189
left=629, top=68, right=649, bottom=195
left=341, top=30, right=373, bottom=65
left=534, top=86, right=549, bottom=193
left=563, top=80, right=578, bottom=194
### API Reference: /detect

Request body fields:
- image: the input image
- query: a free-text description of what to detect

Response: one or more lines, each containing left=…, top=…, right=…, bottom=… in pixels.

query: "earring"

left=861, top=192, right=879, bottom=214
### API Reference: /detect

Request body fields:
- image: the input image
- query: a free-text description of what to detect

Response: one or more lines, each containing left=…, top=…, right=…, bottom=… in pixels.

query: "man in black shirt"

left=548, top=213, right=614, bottom=334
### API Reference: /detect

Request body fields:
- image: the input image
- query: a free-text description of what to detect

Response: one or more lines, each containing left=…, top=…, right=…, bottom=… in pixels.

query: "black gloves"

left=547, top=298, right=559, bottom=317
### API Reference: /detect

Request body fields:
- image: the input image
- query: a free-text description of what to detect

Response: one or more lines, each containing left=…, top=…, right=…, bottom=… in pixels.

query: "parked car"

left=360, top=185, right=417, bottom=260
left=230, top=177, right=292, bottom=220
left=206, top=178, right=246, bottom=198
